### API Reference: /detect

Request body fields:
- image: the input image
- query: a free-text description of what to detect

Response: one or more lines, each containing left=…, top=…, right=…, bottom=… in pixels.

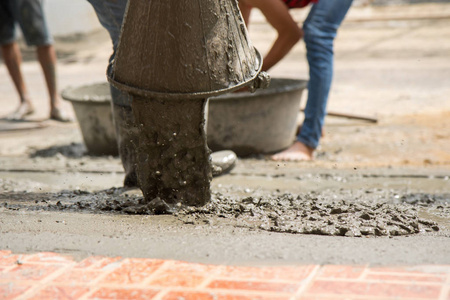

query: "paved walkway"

left=1, top=251, right=449, bottom=299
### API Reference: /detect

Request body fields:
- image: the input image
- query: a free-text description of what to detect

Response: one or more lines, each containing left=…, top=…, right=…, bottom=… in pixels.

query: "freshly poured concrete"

left=132, top=97, right=211, bottom=209
left=1, top=210, right=449, bottom=266
left=0, top=158, right=449, bottom=266
left=0, top=3, right=449, bottom=266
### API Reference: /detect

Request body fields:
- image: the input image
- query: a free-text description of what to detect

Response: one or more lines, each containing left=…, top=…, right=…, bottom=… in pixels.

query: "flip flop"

left=5, top=103, right=35, bottom=121
left=50, top=108, right=73, bottom=122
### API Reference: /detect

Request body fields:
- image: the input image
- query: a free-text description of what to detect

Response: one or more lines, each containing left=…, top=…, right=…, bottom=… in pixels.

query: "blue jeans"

left=87, top=0, right=138, bottom=186
left=87, top=0, right=131, bottom=106
left=297, top=0, right=353, bottom=149
left=87, top=0, right=126, bottom=56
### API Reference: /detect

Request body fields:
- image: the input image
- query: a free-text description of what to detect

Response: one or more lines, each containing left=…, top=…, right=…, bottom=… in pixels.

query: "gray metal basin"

left=61, top=83, right=118, bottom=156
left=61, top=78, right=307, bottom=157
left=207, top=78, right=307, bottom=156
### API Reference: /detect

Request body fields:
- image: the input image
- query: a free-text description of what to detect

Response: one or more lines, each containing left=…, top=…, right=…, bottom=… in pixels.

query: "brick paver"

left=0, top=250, right=449, bottom=299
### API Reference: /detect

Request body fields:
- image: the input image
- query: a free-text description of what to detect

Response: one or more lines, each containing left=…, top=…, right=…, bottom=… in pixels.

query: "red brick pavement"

left=0, top=250, right=449, bottom=299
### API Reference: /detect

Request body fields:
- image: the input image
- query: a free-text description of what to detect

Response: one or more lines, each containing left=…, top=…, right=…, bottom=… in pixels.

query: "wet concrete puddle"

left=1, top=178, right=447, bottom=238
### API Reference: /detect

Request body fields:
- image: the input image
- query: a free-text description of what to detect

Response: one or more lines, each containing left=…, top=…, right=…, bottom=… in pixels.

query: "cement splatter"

left=178, top=189, right=442, bottom=237
left=30, top=143, right=88, bottom=158
left=400, top=193, right=450, bottom=218
left=132, top=97, right=211, bottom=208
left=0, top=183, right=444, bottom=237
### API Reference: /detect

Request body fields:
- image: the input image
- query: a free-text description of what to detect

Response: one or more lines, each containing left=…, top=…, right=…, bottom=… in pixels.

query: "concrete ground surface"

left=0, top=2, right=449, bottom=299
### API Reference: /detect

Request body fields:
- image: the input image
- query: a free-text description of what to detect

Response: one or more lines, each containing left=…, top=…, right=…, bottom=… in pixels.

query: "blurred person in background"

left=239, top=0, right=315, bottom=72
left=0, top=0, right=71, bottom=122
left=240, top=0, right=353, bottom=161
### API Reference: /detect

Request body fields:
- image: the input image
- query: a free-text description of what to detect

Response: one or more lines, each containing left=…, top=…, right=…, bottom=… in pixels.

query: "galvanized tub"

left=207, top=78, right=308, bottom=156
left=61, top=83, right=118, bottom=156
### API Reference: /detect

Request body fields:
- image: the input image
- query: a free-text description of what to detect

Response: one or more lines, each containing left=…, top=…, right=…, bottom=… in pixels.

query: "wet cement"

left=1, top=171, right=449, bottom=266
left=1, top=181, right=445, bottom=238
left=132, top=97, right=212, bottom=210
left=30, top=142, right=88, bottom=158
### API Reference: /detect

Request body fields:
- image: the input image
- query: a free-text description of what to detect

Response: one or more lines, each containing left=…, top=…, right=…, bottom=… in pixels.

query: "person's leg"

left=36, top=44, right=69, bottom=120
left=110, top=87, right=139, bottom=187
left=272, top=0, right=353, bottom=161
left=88, top=0, right=140, bottom=187
left=0, top=0, right=34, bottom=119
left=15, top=0, right=70, bottom=121
left=87, top=0, right=127, bottom=54
left=1, top=43, right=35, bottom=119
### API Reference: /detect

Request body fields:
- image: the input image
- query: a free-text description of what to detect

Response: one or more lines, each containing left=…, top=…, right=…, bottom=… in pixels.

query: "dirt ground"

left=0, top=3, right=449, bottom=266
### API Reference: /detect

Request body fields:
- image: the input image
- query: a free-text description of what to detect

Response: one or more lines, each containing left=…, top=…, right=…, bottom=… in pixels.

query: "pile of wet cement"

left=179, top=190, right=442, bottom=237
left=1, top=185, right=444, bottom=237
left=399, top=193, right=450, bottom=218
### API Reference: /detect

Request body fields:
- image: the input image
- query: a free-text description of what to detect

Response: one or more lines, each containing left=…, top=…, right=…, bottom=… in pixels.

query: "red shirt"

left=283, top=0, right=318, bottom=8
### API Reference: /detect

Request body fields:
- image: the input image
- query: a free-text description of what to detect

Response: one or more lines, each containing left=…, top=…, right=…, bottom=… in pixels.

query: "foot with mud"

left=50, top=107, right=73, bottom=122
left=6, top=101, right=35, bottom=120
left=271, top=141, right=314, bottom=161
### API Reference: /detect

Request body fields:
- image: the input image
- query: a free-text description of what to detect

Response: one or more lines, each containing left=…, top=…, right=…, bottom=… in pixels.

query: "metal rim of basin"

left=211, top=78, right=308, bottom=101
left=207, top=77, right=308, bottom=156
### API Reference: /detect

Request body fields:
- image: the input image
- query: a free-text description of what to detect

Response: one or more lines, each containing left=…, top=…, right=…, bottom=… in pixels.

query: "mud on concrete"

left=1, top=178, right=446, bottom=238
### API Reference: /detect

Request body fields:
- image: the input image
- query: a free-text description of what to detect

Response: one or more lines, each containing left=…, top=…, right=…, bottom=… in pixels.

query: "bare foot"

left=6, top=102, right=35, bottom=120
left=271, top=141, right=314, bottom=161
left=50, top=107, right=73, bottom=122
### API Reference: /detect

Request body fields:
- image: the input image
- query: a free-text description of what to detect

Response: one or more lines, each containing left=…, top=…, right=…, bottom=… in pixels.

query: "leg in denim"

left=87, top=0, right=139, bottom=186
left=298, top=0, right=353, bottom=149
left=109, top=86, right=139, bottom=187
left=87, top=0, right=127, bottom=61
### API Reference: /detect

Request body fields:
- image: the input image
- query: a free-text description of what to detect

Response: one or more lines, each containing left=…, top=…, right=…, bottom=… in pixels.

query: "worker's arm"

left=240, top=0, right=303, bottom=71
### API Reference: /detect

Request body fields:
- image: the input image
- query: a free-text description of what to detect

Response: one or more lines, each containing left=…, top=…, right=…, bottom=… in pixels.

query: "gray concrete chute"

left=107, top=0, right=268, bottom=211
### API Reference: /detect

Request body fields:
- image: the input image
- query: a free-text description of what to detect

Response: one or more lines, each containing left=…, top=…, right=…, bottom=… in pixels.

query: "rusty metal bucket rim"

left=107, top=48, right=263, bottom=100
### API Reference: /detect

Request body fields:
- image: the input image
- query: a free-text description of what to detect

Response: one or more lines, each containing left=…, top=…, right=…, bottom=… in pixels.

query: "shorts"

left=0, top=0, right=53, bottom=46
